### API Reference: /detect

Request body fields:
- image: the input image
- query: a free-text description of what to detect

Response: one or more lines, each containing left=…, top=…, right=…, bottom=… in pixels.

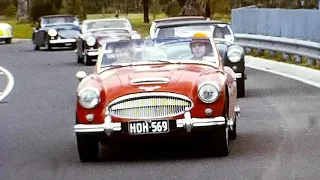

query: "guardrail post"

left=281, top=53, right=289, bottom=61
left=306, top=58, right=316, bottom=66
left=294, top=55, right=302, bottom=63
left=256, top=49, right=264, bottom=56
left=269, top=51, right=276, bottom=58
left=245, top=47, right=252, bottom=54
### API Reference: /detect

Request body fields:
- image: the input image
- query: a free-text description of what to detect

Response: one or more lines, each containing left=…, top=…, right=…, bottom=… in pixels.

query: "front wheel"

left=237, top=77, right=245, bottom=98
left=76, top=133, right=99, bottom=162
left=5, top=38, right=12, bottom=44
left=84, top=54, right=93, bottom=66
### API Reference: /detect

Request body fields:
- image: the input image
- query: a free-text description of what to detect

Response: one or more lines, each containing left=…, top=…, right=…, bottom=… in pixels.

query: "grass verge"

left=246, top=49, right=320, bottom=70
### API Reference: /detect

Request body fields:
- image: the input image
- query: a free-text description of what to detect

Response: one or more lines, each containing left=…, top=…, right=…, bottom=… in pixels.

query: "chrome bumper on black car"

left=74, top=109, right=234, bottom=136
left=49, top=39, right=76, bottom=44
left=84, top=49, right=99, bottom=57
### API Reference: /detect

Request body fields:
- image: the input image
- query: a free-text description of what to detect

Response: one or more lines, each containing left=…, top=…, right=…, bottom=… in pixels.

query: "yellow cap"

left=193, top=33, right=208, bottom=38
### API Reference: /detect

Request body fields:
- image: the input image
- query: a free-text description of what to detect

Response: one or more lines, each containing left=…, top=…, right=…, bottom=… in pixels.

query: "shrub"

left=4, top=3, right=17, bottom=18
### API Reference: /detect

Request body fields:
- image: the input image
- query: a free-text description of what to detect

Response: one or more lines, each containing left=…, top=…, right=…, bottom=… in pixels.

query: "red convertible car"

left=74, top=34, right=241, bottom=162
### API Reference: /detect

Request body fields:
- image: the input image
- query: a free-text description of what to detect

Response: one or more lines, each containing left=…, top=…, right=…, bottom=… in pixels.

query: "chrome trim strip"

left=49, top=39, right=76, bottom=44
left=86, top=51, right=99, bottom=56
left=130, top=77, right=170, bottom=85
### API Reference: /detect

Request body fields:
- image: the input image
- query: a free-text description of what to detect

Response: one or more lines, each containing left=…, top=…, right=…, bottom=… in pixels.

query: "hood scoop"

left=130, top=77, right=170, bottom=85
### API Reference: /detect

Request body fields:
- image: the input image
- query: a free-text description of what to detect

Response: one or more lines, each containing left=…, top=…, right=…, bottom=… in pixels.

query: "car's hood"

left=98, top=63, right=223, bottom=103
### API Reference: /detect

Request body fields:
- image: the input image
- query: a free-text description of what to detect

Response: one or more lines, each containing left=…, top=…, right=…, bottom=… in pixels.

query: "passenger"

left=189, top=33, right=213, bottom=60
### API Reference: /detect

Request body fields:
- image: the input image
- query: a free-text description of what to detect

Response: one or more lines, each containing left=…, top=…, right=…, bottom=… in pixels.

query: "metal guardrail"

left=234, top=34, right=320, bottom=64
left=0, top=66, right=15, bottom=102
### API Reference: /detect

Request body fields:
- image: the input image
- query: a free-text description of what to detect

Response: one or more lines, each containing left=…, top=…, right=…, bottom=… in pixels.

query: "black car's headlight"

left=227, top=49, right=242, bottom=63
left=198, top=82, right=220, bottom=103
left=227, top=45, right=244, bottom=63
left=86, top=36, right=96, bottom=46
left=78, top=87, right=100, bottom=109
left=48, top=29, right=57, bottom=37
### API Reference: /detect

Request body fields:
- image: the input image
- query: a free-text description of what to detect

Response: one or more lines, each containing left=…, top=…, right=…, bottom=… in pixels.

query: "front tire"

left=5, top=38, right=12, bottom=44
left=76, top=133, right=99, bottom=162
left=237, top=77, right=245, bottom=98
left=206, top=96, right=230, bottom=157
left=84, top=54, right=93, bottom=66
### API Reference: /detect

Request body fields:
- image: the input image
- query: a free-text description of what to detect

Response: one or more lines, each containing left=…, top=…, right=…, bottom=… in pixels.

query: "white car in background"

left=0, top=23, right=13, bottom=44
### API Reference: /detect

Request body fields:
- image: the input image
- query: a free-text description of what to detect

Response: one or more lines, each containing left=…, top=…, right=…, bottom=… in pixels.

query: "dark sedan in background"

left=153, top=20, right=246, bottom=98
left=31, top=14, right=81, bottom=51
left=75, top=18, right=141, bottom=66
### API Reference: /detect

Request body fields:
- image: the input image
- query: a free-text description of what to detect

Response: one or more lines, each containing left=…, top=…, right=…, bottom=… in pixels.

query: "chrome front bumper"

left=85, top=49, right=99, bottom=56
left=74, top=110, right=230, bottom=136
left=49, top=39, right=76, bottom=44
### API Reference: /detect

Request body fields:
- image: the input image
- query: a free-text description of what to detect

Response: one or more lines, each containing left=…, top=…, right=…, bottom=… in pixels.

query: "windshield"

left=41, top=16, right=79, bottom=26
left=97, top=38, right=219, bottom=71
left=82, top=20, right=131, bottom=33
left=89, top=29, right=130, bottom=36
left=156, top=24, right=231, bottom=39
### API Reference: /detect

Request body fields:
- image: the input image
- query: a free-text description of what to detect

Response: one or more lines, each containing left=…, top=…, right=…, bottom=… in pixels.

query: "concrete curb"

left=245, top=56, right=320, bottom=89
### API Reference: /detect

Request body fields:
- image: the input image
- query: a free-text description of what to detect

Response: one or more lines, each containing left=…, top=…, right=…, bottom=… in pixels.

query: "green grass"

left=247, top=49, right=320, bottom=70
left=2, top=13, right=168, bottom=39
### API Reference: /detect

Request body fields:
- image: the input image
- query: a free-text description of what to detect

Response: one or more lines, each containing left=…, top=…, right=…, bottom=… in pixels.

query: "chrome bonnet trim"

left=130, top=77, right=170, bottom=85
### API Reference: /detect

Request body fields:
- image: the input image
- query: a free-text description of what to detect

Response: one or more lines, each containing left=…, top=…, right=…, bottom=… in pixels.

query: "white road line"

left=0, top=66, right=15, bottom=102
left=246, top=64, right=320, bottom=89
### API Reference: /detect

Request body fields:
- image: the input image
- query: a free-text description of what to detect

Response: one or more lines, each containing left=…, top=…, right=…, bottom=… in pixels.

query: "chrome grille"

left=108, top=92, right=193, bottom=119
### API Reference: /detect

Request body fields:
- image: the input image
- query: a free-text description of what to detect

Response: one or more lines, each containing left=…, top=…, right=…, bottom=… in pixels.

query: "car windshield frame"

left=95, top=38, right=220, bottom=73
left=154, top=23, right=233, bottom=40
left=40, top=16, right=79, bottom=27
left=81, top=19, right=132, bottom=34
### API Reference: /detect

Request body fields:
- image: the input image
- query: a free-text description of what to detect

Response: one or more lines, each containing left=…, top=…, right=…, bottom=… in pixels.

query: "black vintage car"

left=75, top=18, right=141, bottom=66
left=153, top=20, right=246, bottom=98
left=31, top=14, right=81, bottom=51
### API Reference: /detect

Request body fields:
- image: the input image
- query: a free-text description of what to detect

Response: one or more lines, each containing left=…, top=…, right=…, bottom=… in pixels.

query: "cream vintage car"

left=0, top=23, right=13, bottom=44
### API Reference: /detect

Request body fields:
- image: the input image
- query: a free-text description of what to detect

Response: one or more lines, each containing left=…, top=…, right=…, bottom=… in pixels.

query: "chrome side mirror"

left=76, top=71, right=87, bottom=81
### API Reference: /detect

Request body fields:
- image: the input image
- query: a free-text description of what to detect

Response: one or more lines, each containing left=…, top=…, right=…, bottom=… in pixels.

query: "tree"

left=180, top=0, right=205, bottom=16
left=143, top=0, right=149, bottom=23
left=17, top=0, right=28, bottom=21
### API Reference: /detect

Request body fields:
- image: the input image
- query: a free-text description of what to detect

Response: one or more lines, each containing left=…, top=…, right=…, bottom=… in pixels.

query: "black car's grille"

left=57, top=29, right=80, bottom=39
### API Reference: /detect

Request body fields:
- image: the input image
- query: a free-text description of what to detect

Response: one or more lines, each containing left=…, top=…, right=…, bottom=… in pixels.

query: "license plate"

left=128, top=120, right=170, bottom=135
left=0, top=30, right=3, bottom=36
left=65, top=43, right=72, bottom=46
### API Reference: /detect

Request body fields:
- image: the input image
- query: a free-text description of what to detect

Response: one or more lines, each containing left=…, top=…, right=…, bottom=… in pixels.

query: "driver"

left=189, top=33, right=213, bottom=60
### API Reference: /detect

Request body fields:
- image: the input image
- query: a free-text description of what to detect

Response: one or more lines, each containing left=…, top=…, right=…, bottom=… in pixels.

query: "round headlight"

left=198, top=82, right=220, bottom=103
left=78, top=87, right=100, bottom=109
left=227, top=49, right=242, bottom=63
left=48, top=29, right=57, bottom=37
left=86, top=36, right=96, bottom=46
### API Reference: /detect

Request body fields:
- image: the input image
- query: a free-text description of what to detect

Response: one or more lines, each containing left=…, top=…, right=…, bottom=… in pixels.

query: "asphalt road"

left=1, top=40, right=320, bottom=180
